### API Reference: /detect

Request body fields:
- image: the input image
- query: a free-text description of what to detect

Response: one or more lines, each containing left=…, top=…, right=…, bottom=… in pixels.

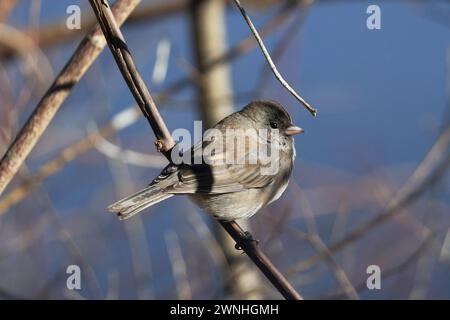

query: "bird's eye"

left=270, top=121, right=278, bottom=129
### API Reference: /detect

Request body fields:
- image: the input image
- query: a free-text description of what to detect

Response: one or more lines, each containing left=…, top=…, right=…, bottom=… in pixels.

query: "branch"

left=156, top=1, right=296, bottom=103
left=0, top=0, right=140, bottom=196
left=255, top=7, right=310, bottom=94
left=220, top=221, right=302, bottom=300
left=232, top=0, right=317, bottom=116
left=89, top=0, right=174, bottom=157
left=89, top=0, right=302, bottom=300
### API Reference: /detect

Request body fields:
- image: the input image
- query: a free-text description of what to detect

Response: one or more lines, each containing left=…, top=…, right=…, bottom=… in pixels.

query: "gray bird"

left=108, top=100, right=304, bottom=221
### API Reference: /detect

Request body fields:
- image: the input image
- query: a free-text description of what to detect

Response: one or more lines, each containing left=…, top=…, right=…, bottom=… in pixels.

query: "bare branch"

left=0, top=0, right=140, bottom=196
left=255, top=7, right=310, bottom=94
left=232, top=0, right=317, bottom=116
left=89, top=0, right=175, bottom=156
left=220, top=221, right=303, bottom=300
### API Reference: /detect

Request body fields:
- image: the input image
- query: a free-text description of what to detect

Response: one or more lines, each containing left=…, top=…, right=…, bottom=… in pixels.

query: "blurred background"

left=0, top=0, right=449, bottom=299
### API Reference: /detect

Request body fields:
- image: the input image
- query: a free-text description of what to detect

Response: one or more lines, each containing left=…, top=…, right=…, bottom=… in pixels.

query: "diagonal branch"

left=89, top=0, right=174, bottom=157
left=232, top=0, right=317, bottom=116
left=220, top=221, right=302, bottom=300
left=0, top=0, right=140, bottom=196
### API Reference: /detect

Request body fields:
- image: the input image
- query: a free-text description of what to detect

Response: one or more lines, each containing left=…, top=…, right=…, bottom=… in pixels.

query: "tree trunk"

left=190, top=0, right=262, bottom=299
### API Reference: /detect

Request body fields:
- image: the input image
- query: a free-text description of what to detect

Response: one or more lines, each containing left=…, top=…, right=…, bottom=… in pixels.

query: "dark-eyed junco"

left=108, top=100, right=304, bottom=221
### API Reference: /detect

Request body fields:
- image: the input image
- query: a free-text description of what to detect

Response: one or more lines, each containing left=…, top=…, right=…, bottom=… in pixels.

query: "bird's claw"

left=234, top=231, right=259, bottom=250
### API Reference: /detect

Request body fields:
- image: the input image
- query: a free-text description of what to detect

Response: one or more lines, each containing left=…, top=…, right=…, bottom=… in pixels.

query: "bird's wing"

left=166, top=143, right=276, bottom=194
left=165, top=162, right=271, bottom=194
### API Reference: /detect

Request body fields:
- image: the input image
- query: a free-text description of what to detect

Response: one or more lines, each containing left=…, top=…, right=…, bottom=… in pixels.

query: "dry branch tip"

left=232, top=0, right=317, bottom=117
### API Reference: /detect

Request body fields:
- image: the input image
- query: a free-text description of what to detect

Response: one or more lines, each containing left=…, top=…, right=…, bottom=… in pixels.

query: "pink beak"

left=285, top=125, right=304, bottom=136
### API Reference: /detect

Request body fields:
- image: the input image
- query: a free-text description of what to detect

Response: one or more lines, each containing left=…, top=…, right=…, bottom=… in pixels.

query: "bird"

left=108, top=100, right=304, bottom=221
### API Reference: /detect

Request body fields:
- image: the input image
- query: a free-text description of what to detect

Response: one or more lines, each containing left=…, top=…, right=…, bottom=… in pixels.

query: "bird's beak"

left=285, top=125, right=304, bottom=136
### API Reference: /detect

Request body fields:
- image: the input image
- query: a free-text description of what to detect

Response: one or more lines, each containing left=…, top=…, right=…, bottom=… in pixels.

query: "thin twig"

left=232, top=0, right=317, bottom=116
left=255, top=7, right=310, bottom=94
left=0, top=0, right=140, bottom=196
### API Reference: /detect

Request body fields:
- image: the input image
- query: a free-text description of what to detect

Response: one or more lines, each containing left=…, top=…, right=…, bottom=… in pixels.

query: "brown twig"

left=89, top=0, right=301, bottom=300
left=255, top=7, right=310, bottom=94
left=156, top=0, right=296, bottom=103
left=0, top=0, right=140, bottom=196
left=89, top=0, right=174, bottom=157
left=232, top=0, right=317, bottom=116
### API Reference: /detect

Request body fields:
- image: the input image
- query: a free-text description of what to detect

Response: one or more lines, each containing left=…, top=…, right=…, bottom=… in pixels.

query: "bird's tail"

left=108, top=185, right=173, bottom=220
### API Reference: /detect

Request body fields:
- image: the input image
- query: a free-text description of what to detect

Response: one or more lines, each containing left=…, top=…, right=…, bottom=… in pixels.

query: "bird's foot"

left=235, top=231, right=259, bottom=250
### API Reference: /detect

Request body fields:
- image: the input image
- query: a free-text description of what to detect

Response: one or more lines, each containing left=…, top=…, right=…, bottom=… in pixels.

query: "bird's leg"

left=235, top=230, right=259, bottom=250
left=219, top=220, right=260, bottom=250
